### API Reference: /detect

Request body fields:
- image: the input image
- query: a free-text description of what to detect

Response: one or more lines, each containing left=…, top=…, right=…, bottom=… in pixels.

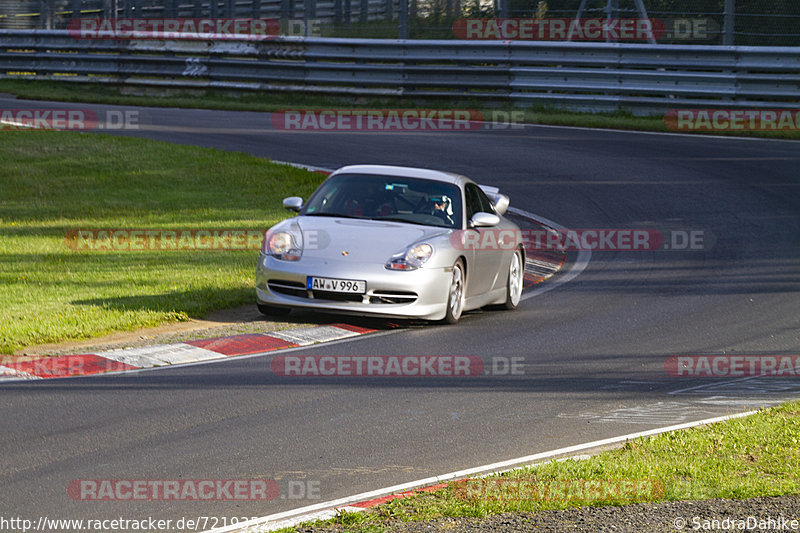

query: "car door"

left=463, top=183, right=504, bottom=298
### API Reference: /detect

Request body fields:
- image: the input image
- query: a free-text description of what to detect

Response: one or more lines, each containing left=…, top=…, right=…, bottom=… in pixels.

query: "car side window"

left=477, top=187, right=496, bottom=214
left=465, top=184, right=495, bottom=219
left=464, top=184, right=479, bottom=219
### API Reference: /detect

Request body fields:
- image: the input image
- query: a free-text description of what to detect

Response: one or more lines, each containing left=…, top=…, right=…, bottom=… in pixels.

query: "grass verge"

left=286, top=401, right=800, bottom=531
left=0, top=130, right=324, bottom=354
left=1, top=79, right=798, bottom=140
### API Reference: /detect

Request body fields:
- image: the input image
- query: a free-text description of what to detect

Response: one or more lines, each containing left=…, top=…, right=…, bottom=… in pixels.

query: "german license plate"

left=307, top=276, right=366, bottom=294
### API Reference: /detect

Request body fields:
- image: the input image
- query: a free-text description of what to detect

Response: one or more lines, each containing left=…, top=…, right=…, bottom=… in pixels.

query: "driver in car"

left=429, top=195, right=455, bottom=226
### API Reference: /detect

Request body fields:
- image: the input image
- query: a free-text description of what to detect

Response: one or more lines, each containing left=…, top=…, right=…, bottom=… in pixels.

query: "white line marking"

left=0, top=119, right=39, bottom=129
left=203, top=410, right=757, bottom=533
left=521, top=121, right=800, bottom=144
left=268, top=325, right=362, bottom=346
left=98, top=343, right=222, bottom=367
left=509, top=207, right=591, bottom=301
left=271, top=160, right=335, bottom=173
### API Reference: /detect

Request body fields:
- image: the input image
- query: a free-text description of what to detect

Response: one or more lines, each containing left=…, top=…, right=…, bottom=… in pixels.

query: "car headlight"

left=264, top=229, right=302, bottom=261
left=385, top=243, right=433, bottom=271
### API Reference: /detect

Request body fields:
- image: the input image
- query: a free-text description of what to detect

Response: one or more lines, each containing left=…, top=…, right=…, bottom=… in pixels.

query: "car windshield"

left=301, top=173, right=463, bottom=229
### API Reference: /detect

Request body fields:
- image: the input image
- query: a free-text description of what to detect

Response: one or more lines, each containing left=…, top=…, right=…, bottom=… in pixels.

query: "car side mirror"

left=470, top=212, right=500, bottom=228
left=282, top=196, right=303, bottom=212
left=492, top=194, right=510, bottom=216
left=478, top=185, right=510, bottom=216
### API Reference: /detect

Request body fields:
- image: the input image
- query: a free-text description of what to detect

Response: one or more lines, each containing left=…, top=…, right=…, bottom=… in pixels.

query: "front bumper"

left=256, top=253, right=452, bottom=320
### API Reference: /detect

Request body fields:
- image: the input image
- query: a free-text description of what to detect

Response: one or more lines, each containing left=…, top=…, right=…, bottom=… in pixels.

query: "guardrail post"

left=281, top=0, right=293, bottom=21
left=633, top=0, right=656, bottom=44
left=334, top=0, right=343, bottom=22
left=40, top=0, right=50, bottom=29
left=70, top=0, right=82, bottom=19
left=360, top=0, right=368, bottom=23
left=723, top=0, right=735, bottom=45
left=306, top=0, right=317, bottom=27
left=164, top=0, right=176, bottom=17
left=604, top=0, right=618, bottom=43
left=496, top=0, right=507, bottom=19
left=398, top=0, right=408, bottom=38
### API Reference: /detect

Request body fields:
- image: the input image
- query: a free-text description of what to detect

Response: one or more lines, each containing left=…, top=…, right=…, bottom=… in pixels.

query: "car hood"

left=296, top=216, right=450, bottom=262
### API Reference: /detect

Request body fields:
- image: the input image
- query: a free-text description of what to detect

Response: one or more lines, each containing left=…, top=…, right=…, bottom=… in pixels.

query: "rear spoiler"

left=478, top=185, right=510, bottom=216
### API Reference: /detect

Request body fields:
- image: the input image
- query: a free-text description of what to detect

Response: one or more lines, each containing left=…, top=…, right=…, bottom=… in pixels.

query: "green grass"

left=2, top=79, right=798, bottom=140
left=0, top=130, right=325, bottom=354
left=282, top=401, right=800, bottom=531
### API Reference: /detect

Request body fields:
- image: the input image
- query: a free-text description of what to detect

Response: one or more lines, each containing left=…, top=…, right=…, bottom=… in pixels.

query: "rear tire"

left=503, top=249, right=524, bottom=310
left=442, top=259, right=465, bottom=324
left=257, top=303, right=291, bottom=317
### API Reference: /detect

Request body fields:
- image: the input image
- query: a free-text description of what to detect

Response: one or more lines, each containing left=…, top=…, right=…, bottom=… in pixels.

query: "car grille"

left=267, top=280, right=306, bottom=298
left=369, top=291, right=418, bottom=304
left=268, top=280, right=418, bottom=305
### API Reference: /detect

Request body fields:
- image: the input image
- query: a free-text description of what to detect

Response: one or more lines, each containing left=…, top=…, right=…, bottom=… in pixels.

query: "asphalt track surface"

left=1, top=98, right=799, bottom=528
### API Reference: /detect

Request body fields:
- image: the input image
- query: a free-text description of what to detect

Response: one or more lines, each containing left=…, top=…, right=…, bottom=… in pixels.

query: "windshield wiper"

left=304, top=212, right=364, bottom=219
left=375, top=216, right=441, bottom=227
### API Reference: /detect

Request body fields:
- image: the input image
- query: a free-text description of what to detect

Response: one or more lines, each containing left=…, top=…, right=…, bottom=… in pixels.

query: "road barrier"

left=1, top=30, right=798, bottom=113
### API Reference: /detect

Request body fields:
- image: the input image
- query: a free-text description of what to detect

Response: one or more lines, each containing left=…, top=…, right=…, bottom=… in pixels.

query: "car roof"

left=331, top=165, right=469, bottom=187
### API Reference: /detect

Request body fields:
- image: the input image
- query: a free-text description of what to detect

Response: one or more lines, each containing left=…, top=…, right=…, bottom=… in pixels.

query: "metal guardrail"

left=1, top=30, right=798, bottom=112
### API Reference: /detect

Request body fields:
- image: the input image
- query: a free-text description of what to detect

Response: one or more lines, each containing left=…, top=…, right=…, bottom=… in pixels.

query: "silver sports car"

left=256, top=165, right=524, bottom=323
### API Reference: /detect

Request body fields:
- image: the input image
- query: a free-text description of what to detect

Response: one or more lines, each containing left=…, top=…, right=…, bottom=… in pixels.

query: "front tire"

left=443, top=259, right=465, bottom=324
left=503, top=249, right=524, bottom=310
